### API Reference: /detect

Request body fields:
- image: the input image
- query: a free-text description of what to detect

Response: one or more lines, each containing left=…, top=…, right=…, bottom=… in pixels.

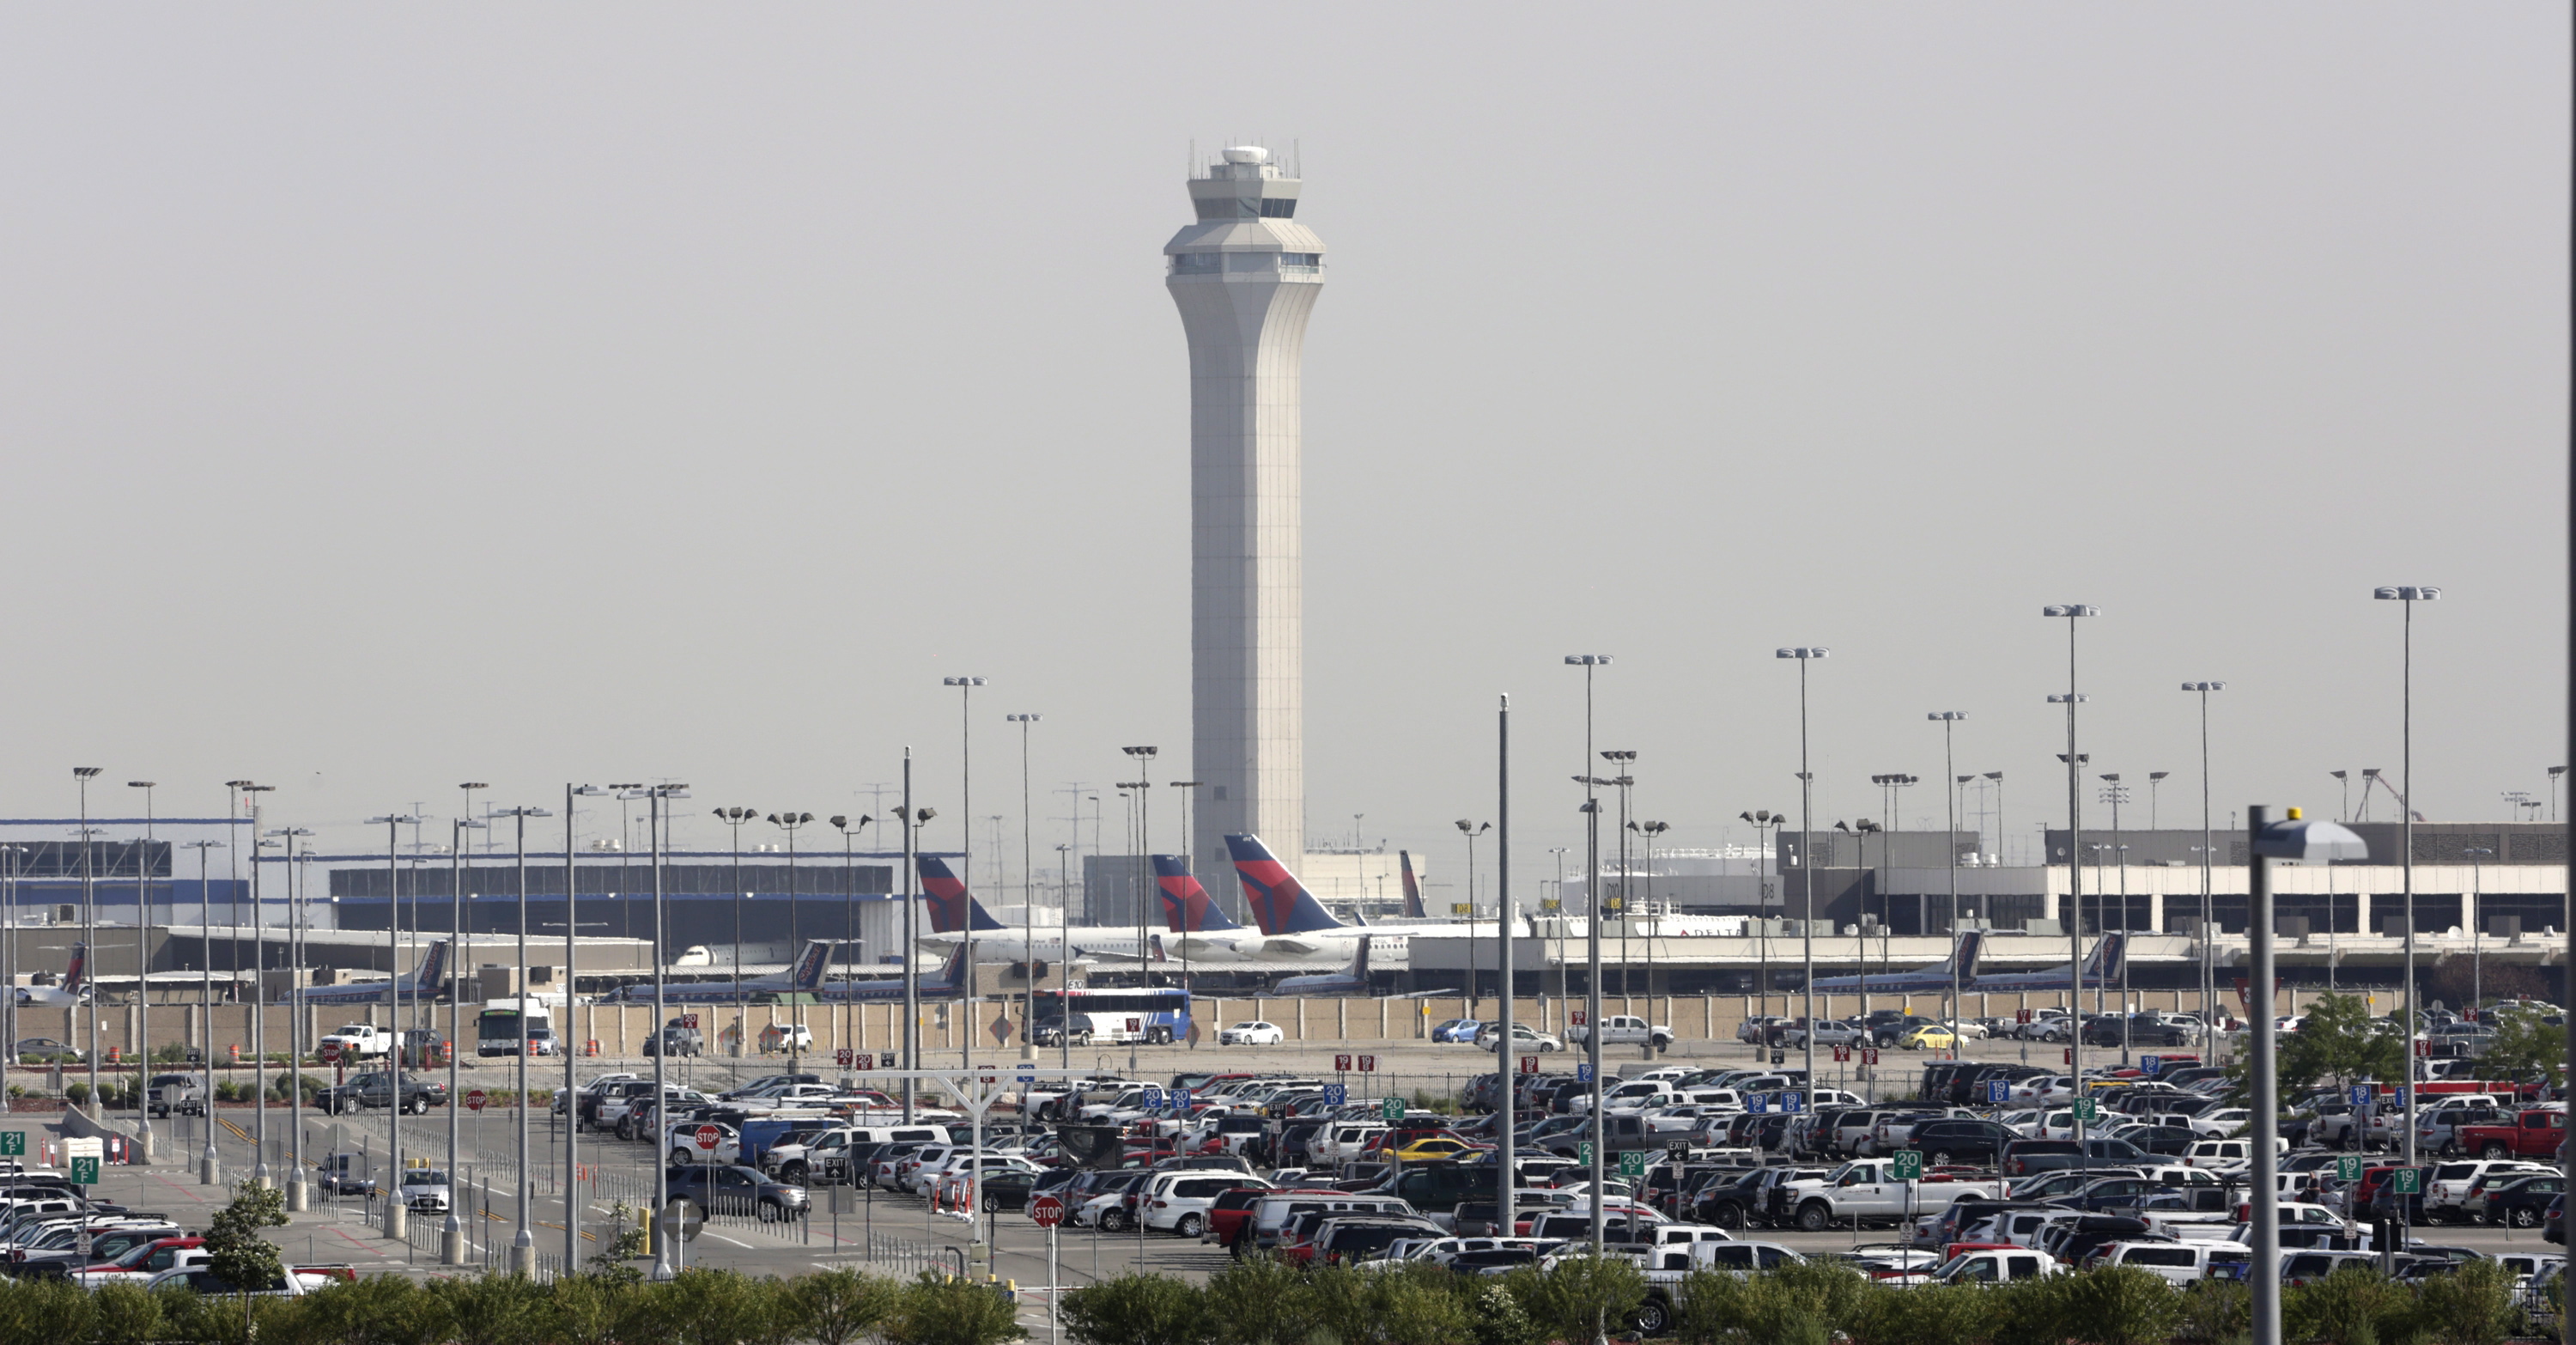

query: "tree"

left=2476, top=1005, right=2569, bottom=1085
left=1060, top=1273, right=1206, bottom=1345
left=886, top=1273, right=1024, bottom=1345
left=2233, top=992, right=2404, bottom=1100
left=204, top=1180, right=288, bottom=1293
left=790, top=1268, right=904, bottom=1345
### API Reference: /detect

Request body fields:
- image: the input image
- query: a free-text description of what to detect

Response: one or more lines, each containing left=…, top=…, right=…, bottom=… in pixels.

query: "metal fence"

left=865, top=1228, right=949, bottom=1279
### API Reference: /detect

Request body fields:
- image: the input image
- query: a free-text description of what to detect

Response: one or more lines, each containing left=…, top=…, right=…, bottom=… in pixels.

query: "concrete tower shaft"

left=1165, top=145, right=1322, bottom=891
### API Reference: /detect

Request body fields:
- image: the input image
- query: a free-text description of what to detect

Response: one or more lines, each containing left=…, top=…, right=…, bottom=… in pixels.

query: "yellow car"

left=1385, top=1136, right=1485, bottom=1163
left=1897, top=1025, right=1958, bottom=1050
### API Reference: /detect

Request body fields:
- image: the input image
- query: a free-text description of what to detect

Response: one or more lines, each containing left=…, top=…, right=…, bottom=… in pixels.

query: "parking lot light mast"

left=2373, top=584, right=2439, bottom=1171
left=1006, top=715, right=1042, bottom=1059
left=642, top=782, right=689, bottom=1281
left=567, top=784, right=610, bottom=1270
left=1562, top=653, right=1611, bottom=1275
left=1774, top=648, right=1826, bottom=1121
left=72, top=769, right=101, bottom=1118
left=2179, top=687, right=2226, bottom=1055
left=443, top=803, right=486, bottom=1266
left=266, top=825, right=313, bottom=1213
left=1120, top=746, right=1157, bottom=1074
left=2043, top=604, right=2098, bottom=1118
left=1455, top=820, right=1490, bottom=1013
left=1928, top=714, right=1967, bottom=1048
left=363, top=813, right=422, bottom=1238
left=125, top=781, right=160, bottom=1161
left=492, top=804, right=552, bottom=1275
left=185, top=837, right=225, bottom=1185
left=238, top=782, right=276, bottom=1186
left=768, top=811, right=814, bottom=1074
left=713, top=806, right=758, bottom=1057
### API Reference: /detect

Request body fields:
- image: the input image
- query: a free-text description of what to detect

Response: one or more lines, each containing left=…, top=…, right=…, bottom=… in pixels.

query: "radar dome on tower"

left=1221, top=145, right=1270, bottom=164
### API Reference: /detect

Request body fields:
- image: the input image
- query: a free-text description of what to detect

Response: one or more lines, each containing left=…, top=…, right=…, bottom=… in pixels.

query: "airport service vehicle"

left=317, top=1024, right=393, bottom=1060
left=477, top=998, right=555, bottom=1057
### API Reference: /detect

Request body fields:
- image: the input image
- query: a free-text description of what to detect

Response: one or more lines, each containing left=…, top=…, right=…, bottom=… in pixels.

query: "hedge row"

left=1060, top=1255, right=2543, bottom=1345
left=0, top=1263, right=1015, bottom=1345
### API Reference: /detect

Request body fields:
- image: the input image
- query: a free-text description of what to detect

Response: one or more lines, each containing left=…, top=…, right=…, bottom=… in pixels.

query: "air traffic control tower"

left=1167, top=145, right=1323, bottom=881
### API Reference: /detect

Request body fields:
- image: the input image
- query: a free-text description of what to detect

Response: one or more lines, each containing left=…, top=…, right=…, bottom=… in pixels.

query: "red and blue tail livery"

left=1227, top=834, right=1347, bottom=936
left=1399, top=851, right=1425, bottom=920
left=917, top=857, right=1008, bottom=934
left=1153, top=855, right=1241, bottom=933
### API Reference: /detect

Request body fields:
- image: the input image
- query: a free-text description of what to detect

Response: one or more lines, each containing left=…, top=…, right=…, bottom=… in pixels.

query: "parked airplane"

left=292, top=940, right=451, bottom=1007
left=1154, top=855, right=1258, bottom=961
left=818, top=944, right=970, bottom=1002
left=593, top=939, right=835, bottom=1004
left=918, top=856, right=1276, bottom=968
left=1964, top=932, right=2126, bottom=994
left=1272, top=934, right=1377, bottom=996
left=1399, top=851, right=1426, bottom=919
left=1807, top=929, right=1987, bottom=995
left=14, top=944, right=86, bottom=1008
left=1224, top=834, right=1440, bottom=959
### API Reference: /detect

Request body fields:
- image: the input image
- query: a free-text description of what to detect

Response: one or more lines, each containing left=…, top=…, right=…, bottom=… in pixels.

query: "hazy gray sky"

left=2, top=5, right=2564, bottom=889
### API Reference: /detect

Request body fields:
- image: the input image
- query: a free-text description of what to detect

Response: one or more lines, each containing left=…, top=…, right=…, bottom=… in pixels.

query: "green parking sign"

left=1890, top=1150, right=1923, bottom=1181
left=2071, top=1098, right=2099, bottom=1123
left=1380, top=1097, right=1404, bottom=1122
left=1617, top=1151, right=1647, bottom=1178
left=69, top=1156, right=98, bottom=1186
left=2336, top=1154, right=2365, bottom=1181
left=0, top=1131, right=24, bottom=1158
left=1577, top=1141, right=1595, bottom=1165
left=2393, top=1168, right=2422, bottom=1196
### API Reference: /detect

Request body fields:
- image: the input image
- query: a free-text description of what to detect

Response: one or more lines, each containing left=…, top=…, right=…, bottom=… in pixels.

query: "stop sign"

left=695, top=1124, right=720, bottom=1151
left=465, top=1090, right=487, bottom=1112
left=1030, top=1195, right=1066, bottom=1228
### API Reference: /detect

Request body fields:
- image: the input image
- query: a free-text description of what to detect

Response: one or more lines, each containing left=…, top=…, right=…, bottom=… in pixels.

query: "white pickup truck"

left=1775, top=1158, right=2001, bottom=1232
left=1568, top=1015, right=1675, bottom=1052
left=318, top=1023, right=394, bottom=1059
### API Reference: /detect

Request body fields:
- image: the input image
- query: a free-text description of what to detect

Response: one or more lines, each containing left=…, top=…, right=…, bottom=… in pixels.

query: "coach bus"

left=1030, top=987, right=1194, bottom=1046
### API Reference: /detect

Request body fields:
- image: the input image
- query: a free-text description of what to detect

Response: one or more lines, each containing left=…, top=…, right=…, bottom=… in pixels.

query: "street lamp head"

left=914, top=807, right=938, bottom=823
left=2362, top=768, right=2383, bottom=780
left=2149, top=771, right=2170, bottom=782
left=2330, top=770, right=2348, bottom=781
left=127, top=781, right=155, bottom=789
left=1984, top=771, right=2002, bottom=781
left=2056, top=754, right=2090, bottom=764
left=1563, top=654, right=1612, bottom=666
left=1926, top=711, right=1966, bottom=722
left=459, top=782, right=489, bottom=791
left=226, top=779, right=256, bottom=789
left=2373, top=587, right=2442, bottom=601
left=572, top=785, right=609, bottom=797
left=365, top=814, right=422, bottom=825
left=2554, top=767, right=2570, bottom=780
left=2041, top=606, right=2100, bottom=618
left=2179, top=681, right=2227, bottom=692
left=1601, top=750, right=1637, bottom=763
left=1122, top=746, right=1158, bottom=758
left=2045, top=693, right=2089, bottom=704
left=1774, top=647, right=1828, bottom=660
left=1005, top=713, right=1042, bottom=723
left=2099, top=773, right=2120, bottom=783
left=72, top=767, right=100, bottom=779
left=1957, top=775, right=1974, bottom=784
left=944, top=676, right=988, bottom=687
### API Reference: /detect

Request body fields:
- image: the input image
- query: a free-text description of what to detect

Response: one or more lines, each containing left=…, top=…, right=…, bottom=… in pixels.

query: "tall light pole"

left=1455, top=820, right=1490, bottom=1014
left=830, top=814, right=872, bottom=1056
left=1774, top=648, right=1826, bottom=1119
left=642, top=782, right=690, bottom=1281
left=1006, top=715, right=1041, bottom=1059
left=266, top=825, right=313, bottom=1212
left=1601, top=752, right=1637, bottom=998
left=363, top=812, right=421, bottom=1236
left=492, top=803, right=552, bottom=1275
left=1562, top=651, right=1612, bottom=1283
left=1984, top=772, right=2005, bottom=864
left=2099, top=774, right=2134, bottom=1062
left=768, top=811, right=813, bottom=1075
left=2374, top=585, right=2439, bottom=1168
left=895, top=751, right=932, bottom=1121
left=1546, top=846, right=1570, bottom=1027
left=2549, top=766, right=2566, bottom=823
left=239, top=782, right=276, bottom=1186
left=714, top=806, right=758, bottom=1056
left=1739, top=812, right=1786, bottom=1018
left=1928, top=714, right=1967, bottom=1050
left=1053, top=842, right=1074, bottom=1073
left=442, top=806, right=486, bottom=1266
left=185, top=837, right=224, bottom=1184
left=72, top=768, right=101, bottom=1117
left=1495, top=692, right=1516, bottom=1259
left=2330, top=770, right=2352, bottom=824
left=2182, top=685, right=2226, bottom=1055
left=1119, top=746, right=1157, bottom=1073
left=126, top=780, right=159, bottom=1159
left=1631, top=819, right=1668, bottom=1001
left=565, top=784, right=608, bottom=1272
left=945, top=677, right=987, bottom=887
left=2043, top=604, right=2097, bottom=1123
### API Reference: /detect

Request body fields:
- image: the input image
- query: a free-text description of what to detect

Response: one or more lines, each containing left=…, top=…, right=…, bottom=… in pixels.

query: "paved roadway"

left=46, top=1032, right=2567, bottom=1337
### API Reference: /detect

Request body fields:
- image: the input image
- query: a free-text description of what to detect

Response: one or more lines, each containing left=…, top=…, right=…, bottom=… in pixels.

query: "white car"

left=665, top=1121, right=744, bottom=1167
left=1219, top=1021, right=1285, bottom=1046
left=400, top=1167, right=453, bottom=1215
left=1140, top=1172, right=1273, bottom=1237
left=2009, top=1076, right=2077, bottom=1105
left=1479, top=1023, right=1565, bottom=1052
left=2187, top=1108, right=2253, bottom=1137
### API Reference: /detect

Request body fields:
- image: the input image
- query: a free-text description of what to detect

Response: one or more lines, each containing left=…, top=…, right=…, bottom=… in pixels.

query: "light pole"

left=1631, top=819, right=1668, bottom=1002
left=1774, top=648, right=1826, bottom=1119
left=2099, top=774, right=2133, bottom=1062
left=442, top=807, right=486, bottom=1266
left=831, top=814, right=872, bottom=1057
left=362, top=812, right=420, bottom=1236
left=2464, top=847, right=2493, bottom=1016
left=1053, top=842, right=1074, bottom=1073
left=1495, top=692, right=1516, bottom=1258
left=127, top=780, right=159, bottom=1159
left=2043, top=603, right=2097, bottom=1125
left=946, top=678, right=987, bottom=894
left=185, top=837, right=224, bottom=1184
left=1562, top=651, right=1612, bottom=1281
left=1601, top=752, right=1637, bottom=998
left=714, top=806, right=757, bottom=1058
left=1007, top=715, right=1042, bottom=1059
left=1929, top=713, right=1967, bottom=1050
left=1169, top=781, right=1203, bottom=1008
left=2182, top=685, right=2227, bottom=1056
left=492, top=803, right=552, bottom=1275
left=768, top=811, right=813, bottom=1074
left=1455, top=821, right=1490, bottom=1014
left=1120, top=746, right=1157, bottom=1074
left=1546, top=846, right=1570, bottom=1028
left=2374, top=583, right=2439, bottom=1168
left=894, top=753, right=933, bottom=1121
left=265, top=825, right=313, bottom=1212
left=72, top=768, right=101, bottom=1117
left=239, top=782, right=276, bottom=1186
left=1984, top=773, right=2004, bottom=864
left=565, top=784, right=608, bottom=1271
left=2549, top=766, right=2566, bottom=822
left=642, top=782, right=691, bottom=1281
left=1739, top=812, right=1786, bottom=1018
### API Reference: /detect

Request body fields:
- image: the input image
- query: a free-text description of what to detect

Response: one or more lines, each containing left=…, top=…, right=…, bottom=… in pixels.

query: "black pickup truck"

left=315, top=1070, right=449, bottom=1116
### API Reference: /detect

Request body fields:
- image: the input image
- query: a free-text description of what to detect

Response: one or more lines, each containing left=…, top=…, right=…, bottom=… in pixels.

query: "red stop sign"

left=465, top=1090, right=488, bottom=1112
left=695, top=1125, right=720, bottom=1151
left=1030, top=1195, right=1066, bottom=1228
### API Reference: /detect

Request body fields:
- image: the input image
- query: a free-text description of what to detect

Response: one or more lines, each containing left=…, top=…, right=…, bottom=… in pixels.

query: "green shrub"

left=64, top=1082, right=88, bottom=1108
left=886, top=1272, right=1024, bottom=1345
left=1848, top=1279, right=1988, bottom=1345
left=2284, top=1264, right=2411, bottom=1345
left=2409, top=1260, right=2519, bottom=1345
left=0, top=1275, right=94, bottom=1345
left=1062, top=1272, right=1208, bottom=1345
left=1503, top=1253, right=1646, bottom=1345
left=1984, top=1273, right=2078, bottom=1345
left=434, top=1271, right=554, bottom=1345
left=657, top=1269, right=778, bottom=1345
left=791, top=1268, right=903, bottom=1345
left=2173, top=1277, right=2251, bottom=1345
left=1203, top=1255, right=1327, bottom=1345
left=205, top=1180, right=288, bottom=1293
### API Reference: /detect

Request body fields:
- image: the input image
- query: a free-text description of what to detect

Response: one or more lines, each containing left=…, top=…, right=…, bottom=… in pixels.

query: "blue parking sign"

left=1985, top=1080, right=2010, bottom=1104
left=2393, top=1087, right=2409, bottom=1109
left=1576, top=1062, right=1595, bottom=1083
left=1141, top=1086, right=1165, bottom=1107
left=1783, top=1092, right=1805, bottom=1114
left=1174, top=1088, right=1194, bottom=1111
left=1322, top=1084, right=1347, bottom=1105
left=2140, top=1056, right=2161, bottom=1076
left=2349, top=1084, right=2372, bottom=1107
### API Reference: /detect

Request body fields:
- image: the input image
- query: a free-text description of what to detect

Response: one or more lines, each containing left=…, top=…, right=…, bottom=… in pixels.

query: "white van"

left=2095, top=1241, right=2253, bottom=1285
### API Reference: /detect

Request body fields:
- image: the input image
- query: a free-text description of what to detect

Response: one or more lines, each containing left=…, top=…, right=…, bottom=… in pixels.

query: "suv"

left=316, top=1071, right=448, bottom=1116
left=644, top=1024, right=705, bottom=1057
left=144, top=1074, right=206, bottom=1118
left=664, top=1164, right=808, bottom=1222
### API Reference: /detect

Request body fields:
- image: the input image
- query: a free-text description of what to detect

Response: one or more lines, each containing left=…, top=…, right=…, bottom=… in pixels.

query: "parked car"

left=1480, top=1023, right=1565, bottom=1053
left=1568, top=1015, right=1675, bottom=1052
left=315, top=1070, right=449, bottom=1116
left=1218, top=1021, right=1284, bottom=1046
left=145, top=1074, right=207, bottom=1118
left=644, top=1024, right=705, bottom=1057
left=663, top=1164, right=808, bottom=1222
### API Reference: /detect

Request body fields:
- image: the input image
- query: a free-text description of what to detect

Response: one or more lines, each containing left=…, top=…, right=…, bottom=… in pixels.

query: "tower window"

left=1259, top=198, right=1297, bottom=218
left=1170, top=253, right=1224, bottom=275
left=1280, top=253, right=1322, bottom=273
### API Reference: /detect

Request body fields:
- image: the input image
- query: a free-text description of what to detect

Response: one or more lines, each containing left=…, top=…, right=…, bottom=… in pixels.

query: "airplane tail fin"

left=1149, top=934, right=1168, bottom=964
left=925, top=944, right=970, bottom=992
left=1950, top=928, right=1985, bottom=979
left=2089, top=931, right=2125, bottom=983
left=1225, top=834, right=1345, bottom=936
left=1400, top=851, right=1425, bottom=919
left=61, top=943, right=85, bottom=996
left=413, top=940, right=450, bottom=996
left=917, top=857, right=1008, bottom=934
left=792, top=940, right=833, bottom=992
left=1351, top=934, right=1372, bottom=981
left=1152, top=855, right=1240, bottom=933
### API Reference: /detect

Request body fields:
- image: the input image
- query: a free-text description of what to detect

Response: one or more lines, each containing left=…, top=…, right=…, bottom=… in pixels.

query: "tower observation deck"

left=1166, top=145, right=1323, bottom=880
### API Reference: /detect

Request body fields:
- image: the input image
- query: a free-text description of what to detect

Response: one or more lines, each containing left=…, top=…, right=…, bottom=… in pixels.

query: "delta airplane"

left=1807, top=930, right=1988, bottom=996
left=1225, top=835, right=1433, bottom=959
left=1965, top=932, right=2126, bottom=995
left=1154, top=855, right=1261, bottom=961
left=15, top=945, right=86, bottom=1008
left=593, top=940, right=835, bottom=1004
left=1398, top=851, right=1427, bottom=918
left=292, top=940, right=451, bottom=1007
left=914, top=857, right=1170, bottom=965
